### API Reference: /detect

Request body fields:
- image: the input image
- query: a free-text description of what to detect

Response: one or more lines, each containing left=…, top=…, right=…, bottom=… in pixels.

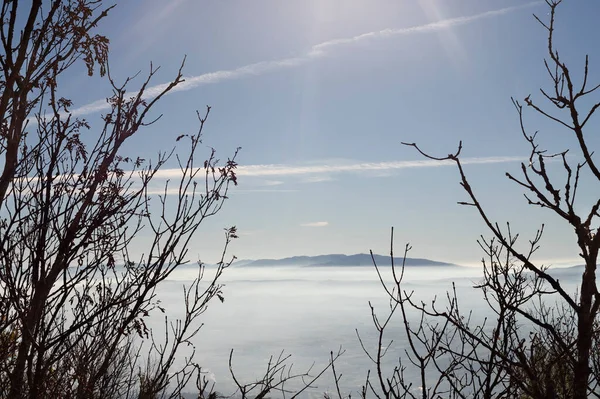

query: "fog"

left=148, top=264, right=581, bottom=397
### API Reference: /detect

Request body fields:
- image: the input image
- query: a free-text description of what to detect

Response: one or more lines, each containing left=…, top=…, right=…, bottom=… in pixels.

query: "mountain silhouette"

left=234, top=253, right=458, bottom=267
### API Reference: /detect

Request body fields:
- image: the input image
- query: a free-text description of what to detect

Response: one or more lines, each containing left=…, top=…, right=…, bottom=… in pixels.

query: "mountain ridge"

left=233, top=253, right=459, bottom=267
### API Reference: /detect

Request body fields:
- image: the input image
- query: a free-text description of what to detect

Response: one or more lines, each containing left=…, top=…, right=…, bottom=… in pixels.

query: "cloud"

left=41, top=155, right=524, bottom=197
left=68, top=2, right=541, bottom=118
left=233, top=189, right=298, bottom=193
left=307, top=2, right=540, bottom=57
left=235, top=156, right=524, bottom=177
left=262, top=180, right=285, bottom=186
left=149, top=156, right=525, bottom=181
left=302, top=175, right=335, bottom=183
left=300, top=221, right=329, bottom=227
left=143, top=187, right=297, bottom=195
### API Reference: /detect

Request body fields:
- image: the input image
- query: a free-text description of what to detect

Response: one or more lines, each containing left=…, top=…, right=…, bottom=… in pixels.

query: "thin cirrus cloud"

left=150, top=155, right=525, bottom=180
left=232, top=156, right=524, bottom=177
left=300, top=222, right=329, bottom=227
left=68, top=1, right=541, bottom=118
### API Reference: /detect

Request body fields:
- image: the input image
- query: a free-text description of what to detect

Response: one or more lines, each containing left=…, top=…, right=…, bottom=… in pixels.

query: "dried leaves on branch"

left=0, top=2, right=343, bottom=398
left=0, top=1, right=242, bottom=398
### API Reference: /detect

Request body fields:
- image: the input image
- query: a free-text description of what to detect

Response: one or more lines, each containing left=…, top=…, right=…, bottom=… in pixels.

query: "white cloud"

left=67, top=2, right=541, bottom=118
left=149, top=156, right=525, bottom=181
left=262, top=180, right=285, bottom=186
left=302, top=175, right=335, bottom=183
left=307, top=2, right=540, bottom=57
left=143, top=187, right=297, bottom=195
left=233, top=189, right=298, bottom=193
left=235, top=156, right=524, bottom=177
left=300, top=221, right=329, bottom=227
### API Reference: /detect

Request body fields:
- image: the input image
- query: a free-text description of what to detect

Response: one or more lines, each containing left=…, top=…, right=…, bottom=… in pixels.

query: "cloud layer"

left=69, top=2, right=541, bottom=118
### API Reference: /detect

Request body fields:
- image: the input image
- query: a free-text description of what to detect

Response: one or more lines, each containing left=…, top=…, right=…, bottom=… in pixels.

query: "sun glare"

left=418, top=0, right=467, bottom=69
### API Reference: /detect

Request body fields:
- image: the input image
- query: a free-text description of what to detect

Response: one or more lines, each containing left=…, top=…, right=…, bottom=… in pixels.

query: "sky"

left=54, top=0, right=600, bottom=266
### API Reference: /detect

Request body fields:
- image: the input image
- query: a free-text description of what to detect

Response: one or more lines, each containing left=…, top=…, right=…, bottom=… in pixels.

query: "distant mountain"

left=234, top=253, right=458, bottom=267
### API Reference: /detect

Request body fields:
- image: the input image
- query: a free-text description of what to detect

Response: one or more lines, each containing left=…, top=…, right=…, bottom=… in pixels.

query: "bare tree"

left=0, top=1, right=241, bottom=398
left=228, top=348, right=345, bottom=399
left=0, top=3, right=346, bottom=398
left=359, top=1, right=600, bottom=398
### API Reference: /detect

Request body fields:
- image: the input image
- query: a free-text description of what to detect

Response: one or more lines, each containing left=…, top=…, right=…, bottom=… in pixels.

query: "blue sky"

left=57, top=0, right=600, bottom=265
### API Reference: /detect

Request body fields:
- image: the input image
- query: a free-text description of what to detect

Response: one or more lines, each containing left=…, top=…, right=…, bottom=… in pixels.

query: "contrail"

left=307, top=2, right=541, bottom=57
left=70, top=1, right=541, bottom=117
left=152, top=156, right=526, bottom=179
left=234, top=156, right=527, bottom=176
